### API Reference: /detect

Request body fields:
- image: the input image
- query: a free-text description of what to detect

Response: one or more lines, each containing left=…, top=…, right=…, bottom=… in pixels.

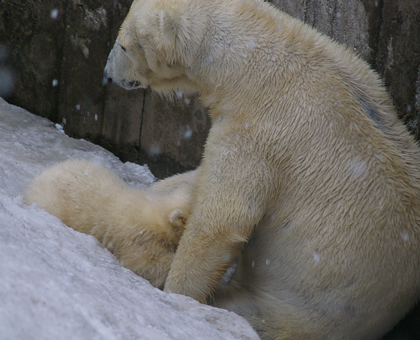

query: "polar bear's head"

left=104, top=0, right=207, bottom=94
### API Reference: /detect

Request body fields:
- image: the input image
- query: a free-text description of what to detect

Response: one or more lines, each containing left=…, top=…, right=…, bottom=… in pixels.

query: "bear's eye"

left=120, top=45, right=127, bottom=52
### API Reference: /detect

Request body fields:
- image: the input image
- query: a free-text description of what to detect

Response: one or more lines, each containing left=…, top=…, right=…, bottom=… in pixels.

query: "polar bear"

left=24, top=159, right=195, bottom=289
left=103, top=0, right=420, bottom=339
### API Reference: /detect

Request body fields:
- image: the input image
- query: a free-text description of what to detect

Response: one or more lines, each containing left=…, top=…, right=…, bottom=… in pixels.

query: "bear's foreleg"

left=164, top=141, right=271, bottom=303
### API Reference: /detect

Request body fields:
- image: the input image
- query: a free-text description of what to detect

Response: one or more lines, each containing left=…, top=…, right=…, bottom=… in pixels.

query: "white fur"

left=25, top=160, right=194, bottom=289
left=103, top=1, right=420, bottom=339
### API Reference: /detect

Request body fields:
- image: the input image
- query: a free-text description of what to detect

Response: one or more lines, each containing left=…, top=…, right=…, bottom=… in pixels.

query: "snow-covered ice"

left=0, top=98, right=259, bottom=340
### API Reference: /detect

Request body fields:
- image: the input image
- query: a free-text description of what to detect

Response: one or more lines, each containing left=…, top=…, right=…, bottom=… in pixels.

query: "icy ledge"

left=0, top=98, right=259, bottom=340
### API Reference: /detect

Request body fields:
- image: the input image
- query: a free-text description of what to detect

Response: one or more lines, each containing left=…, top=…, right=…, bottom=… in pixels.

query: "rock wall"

left=0, top=0, right=210, bottom=178
left=0, top=0, right=419, bottom=177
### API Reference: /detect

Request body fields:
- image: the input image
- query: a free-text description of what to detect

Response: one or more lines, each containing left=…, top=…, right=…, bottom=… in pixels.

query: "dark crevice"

left=330, top=0, right=338, bottom=41
left=367, top=0, right=385, bottom=70
left=303, top=0, right=309, bottom=24
left=53, top=1, right=69, bottom=125
left=99, top=1, right=116, bottom=145
left=139, top=88, right=147, bottom=149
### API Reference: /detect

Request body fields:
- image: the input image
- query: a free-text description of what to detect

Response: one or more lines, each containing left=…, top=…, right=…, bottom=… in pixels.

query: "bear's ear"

left=168, top=209, right=187, bottom=228
left=157, top=6, right=185, bottom=48
left=159, top=8, right=179, bottom=46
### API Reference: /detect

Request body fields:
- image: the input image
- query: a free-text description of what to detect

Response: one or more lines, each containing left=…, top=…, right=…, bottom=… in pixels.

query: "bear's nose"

left=102, top=71, right=113, bottom=85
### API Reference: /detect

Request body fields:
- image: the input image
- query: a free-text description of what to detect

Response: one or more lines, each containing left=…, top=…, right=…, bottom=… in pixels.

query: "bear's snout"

left=102, top=70, right=113, bottom=85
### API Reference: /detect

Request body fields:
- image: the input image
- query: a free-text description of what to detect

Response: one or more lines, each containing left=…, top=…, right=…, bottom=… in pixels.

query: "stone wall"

left=0, top=0, right=210, bottom=178
left=1, top=0, right=419, bottom=178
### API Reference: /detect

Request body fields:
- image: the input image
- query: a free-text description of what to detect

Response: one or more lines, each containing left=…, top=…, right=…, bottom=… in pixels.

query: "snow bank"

left=0, top=98, right=259, bottom=340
